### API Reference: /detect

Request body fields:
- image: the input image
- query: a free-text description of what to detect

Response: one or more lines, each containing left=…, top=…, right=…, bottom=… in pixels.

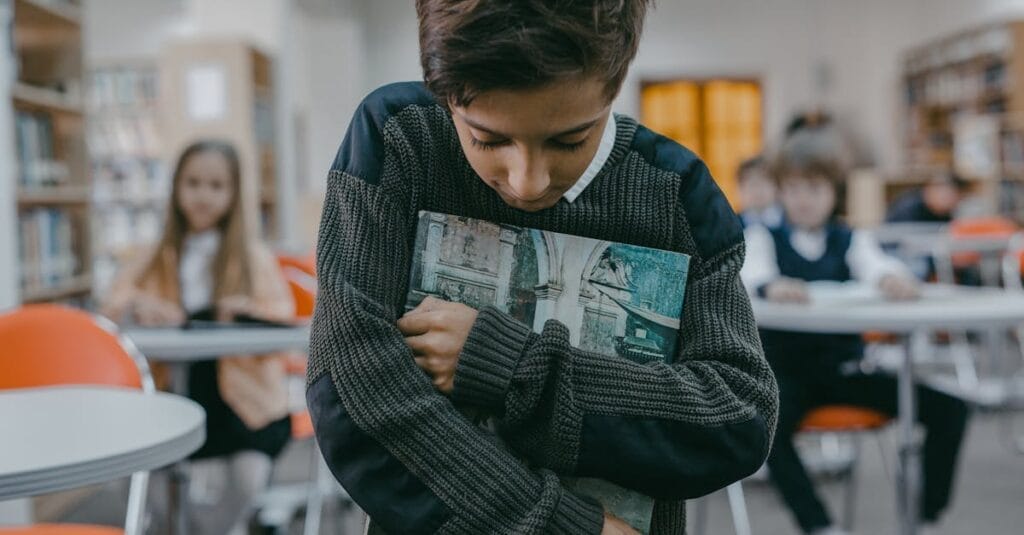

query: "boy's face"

left=738, top=169, right=776, bottom=211
left=450, top=76, right=612, bottom=212
left=779, top=174, right=835, bottom=229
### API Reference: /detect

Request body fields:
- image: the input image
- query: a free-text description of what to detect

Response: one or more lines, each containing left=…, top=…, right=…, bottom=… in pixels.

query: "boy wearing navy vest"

left=741, top=133, right=969, bottom=535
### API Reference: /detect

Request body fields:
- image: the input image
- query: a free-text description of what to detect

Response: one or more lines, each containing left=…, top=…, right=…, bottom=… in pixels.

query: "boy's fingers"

left=405, top=334, right=432, bottom=354
left=397, top=312, right=434, bottom=335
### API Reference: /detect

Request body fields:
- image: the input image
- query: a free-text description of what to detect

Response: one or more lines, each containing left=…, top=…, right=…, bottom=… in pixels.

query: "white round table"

left=752, top=283, right=1024, bottom=535
left=0, top=386, right=205, bottom=500
left=123, top=325, right=310, bottom=361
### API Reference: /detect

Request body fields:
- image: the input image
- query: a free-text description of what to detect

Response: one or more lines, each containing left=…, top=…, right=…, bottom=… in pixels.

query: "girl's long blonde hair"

left=138, top=140, right=256, bottom=302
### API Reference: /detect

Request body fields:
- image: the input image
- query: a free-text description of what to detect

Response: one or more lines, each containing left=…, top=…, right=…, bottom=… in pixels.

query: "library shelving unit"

left=900, top=20, right=1024, bottom=222
left=87, top=61, right=167, bottom=295
left=9, top=0, right=92, bottom=305
left=159, top=40, right=277, bottom=241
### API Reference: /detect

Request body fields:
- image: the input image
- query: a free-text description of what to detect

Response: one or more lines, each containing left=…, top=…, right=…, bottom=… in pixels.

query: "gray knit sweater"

left=307, top=82, right=778, bottom=535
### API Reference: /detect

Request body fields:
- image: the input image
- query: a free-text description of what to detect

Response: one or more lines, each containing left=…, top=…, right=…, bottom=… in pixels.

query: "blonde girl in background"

left=102, top=140, right=294, bottom=535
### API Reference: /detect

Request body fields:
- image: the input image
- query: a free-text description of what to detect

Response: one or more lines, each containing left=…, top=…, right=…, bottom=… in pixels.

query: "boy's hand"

left=133, top=295, right=185, bottom=327
left=602, top=513, right=640, bottom=535
left=879, top=274, right=920, bottom=301
left=764, top=277, right=810, bottom=304
left=398, top=296, right=478, bottom=394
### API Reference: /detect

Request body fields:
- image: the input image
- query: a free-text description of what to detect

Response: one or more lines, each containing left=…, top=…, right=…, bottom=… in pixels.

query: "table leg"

left=167, top=363, right=191, bottom=535
left=898, top=331, right=926, bottom=535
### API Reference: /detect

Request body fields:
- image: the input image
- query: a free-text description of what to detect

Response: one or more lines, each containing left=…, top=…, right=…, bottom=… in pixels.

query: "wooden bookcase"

left=10, top=0, right=91, bottom=305
left=87, top=61, right=167, bottom=296
left=159, top=40, right=277, bottom=241
left=899, top=20, right=1024, bottom=222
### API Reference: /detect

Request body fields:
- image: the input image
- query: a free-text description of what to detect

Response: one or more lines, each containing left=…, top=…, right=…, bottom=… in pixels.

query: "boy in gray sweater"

left=307, top=1, right=778, bottom=533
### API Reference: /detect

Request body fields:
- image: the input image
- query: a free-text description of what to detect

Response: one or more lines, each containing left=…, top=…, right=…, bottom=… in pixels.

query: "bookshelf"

left=87, top=62, right=167, bottom=296
left=10, top=0, right=91, bottom=305
left=901, top=20, right=1024, bottom=222
left=159, top=40, right=277, bottom=241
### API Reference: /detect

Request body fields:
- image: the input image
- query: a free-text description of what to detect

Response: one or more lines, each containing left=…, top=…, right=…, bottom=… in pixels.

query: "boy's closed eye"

left=468, top=131, right=591, bottom=153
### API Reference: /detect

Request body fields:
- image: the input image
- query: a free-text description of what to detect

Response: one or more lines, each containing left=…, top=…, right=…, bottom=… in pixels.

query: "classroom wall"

left=74, top=0, right=1024, bottom=249
left=83, top=0, right=187, bottom=63
left=349, top=0, right=1024, bottom=173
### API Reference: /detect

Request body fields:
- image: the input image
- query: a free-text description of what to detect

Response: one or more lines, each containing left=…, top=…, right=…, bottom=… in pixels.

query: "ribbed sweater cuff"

left=552, top=490, right=605, bottom=534
left=451, top=307, right=532, bottom=414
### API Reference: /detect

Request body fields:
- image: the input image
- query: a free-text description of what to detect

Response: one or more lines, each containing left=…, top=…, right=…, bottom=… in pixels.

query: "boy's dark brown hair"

left=771, top=130, right=848, bottom=214
left=416, top=0, right=652, bottom=107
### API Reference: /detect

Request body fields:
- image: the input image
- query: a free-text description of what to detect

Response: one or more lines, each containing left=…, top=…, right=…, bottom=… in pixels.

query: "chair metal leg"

left=303, top=452, right=332, bottom=535
left=725, top=482, right=752, bottom=535
left=692, top=493, right=709, bottom=535
left=841, top=436, right=861, bottom=532
left=124, top=471, right=149, bottom=535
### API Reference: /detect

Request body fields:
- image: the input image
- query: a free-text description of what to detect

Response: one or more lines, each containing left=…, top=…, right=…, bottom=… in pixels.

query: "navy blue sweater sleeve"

left=307, top=83, right=605, bottom=534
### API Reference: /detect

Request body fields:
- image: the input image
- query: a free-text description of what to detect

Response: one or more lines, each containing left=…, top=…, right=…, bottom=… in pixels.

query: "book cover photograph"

left=406, top=211, right=691, bottom=533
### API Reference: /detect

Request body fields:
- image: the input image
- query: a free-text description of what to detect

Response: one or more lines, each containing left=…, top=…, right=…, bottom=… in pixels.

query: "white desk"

left=124, top=325, right=310, bottom=361
left=0, top=386, right=205, bottom=500
left=752, top=283, right=1024, bottom=535
left=121, top=324, right=310, bottom=535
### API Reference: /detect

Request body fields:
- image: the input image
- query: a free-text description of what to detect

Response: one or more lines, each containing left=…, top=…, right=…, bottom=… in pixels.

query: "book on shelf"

left=406, top=211, right=692, bottom=535
left=14, top=110, right=69, bottom=188
left=18, top=208, right=80, bottom=290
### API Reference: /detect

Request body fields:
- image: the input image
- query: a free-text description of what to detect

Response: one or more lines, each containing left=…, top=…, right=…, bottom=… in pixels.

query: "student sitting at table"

left=886, top=171, right=967, bottom=224
left=101, top=140, right=294, bottom=535
left=737, top=154, right=783, bottom=229
left=741, top=132, right=970, bottom=535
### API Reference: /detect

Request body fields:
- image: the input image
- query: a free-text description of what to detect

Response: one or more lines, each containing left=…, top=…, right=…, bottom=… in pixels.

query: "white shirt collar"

left=563, top=113, right=617, bottom=203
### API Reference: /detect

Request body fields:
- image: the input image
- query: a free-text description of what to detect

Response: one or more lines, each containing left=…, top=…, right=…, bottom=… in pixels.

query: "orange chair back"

left=277, top=253, right=316, bottom=277
left=0, top=305, right=142, bottom=390
left=950, top=216, right=1018, bottom=238
left=949, top=217, right=1019, bottom=268
left=277, top=253, right=317, bottom=319
left=799, top=405, right=890, bottom=432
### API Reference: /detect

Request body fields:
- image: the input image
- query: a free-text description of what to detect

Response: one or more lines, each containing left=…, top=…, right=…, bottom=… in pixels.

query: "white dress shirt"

left=741, top=224, right=912, bottom=295
left=179, top=230, right=220, bottom=313
left=563, top=114, right=617, bottom=203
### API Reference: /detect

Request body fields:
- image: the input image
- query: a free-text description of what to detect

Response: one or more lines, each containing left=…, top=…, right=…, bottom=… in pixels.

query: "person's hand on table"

left=217, top=295, right=255, bottom=322
left=764, top=277, right=810, bottom=304
left=133, top=295, right=185, bottom=327
left=398, top=296, right=478, bottom=394
left=602, top=513, right=640, bottom=535
left=879, top=274, right=920, bottom=301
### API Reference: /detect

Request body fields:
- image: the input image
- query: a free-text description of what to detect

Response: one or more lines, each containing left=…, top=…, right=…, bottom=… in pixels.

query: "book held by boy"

left=406, top=211, right=691, bottom=534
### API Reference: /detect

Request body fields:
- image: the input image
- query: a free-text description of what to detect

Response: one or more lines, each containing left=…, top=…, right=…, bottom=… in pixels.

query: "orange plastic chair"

left=0, top=305, right=155, bottom=535
left=257, top=256, right=339, bottom=533
left=278, top=254, right=316, bottom=319
left=798, top=405, right=892, bottom=531
left=800, top=405, right=890, bottom=432
left=948, top=216, right=1018, bottom=269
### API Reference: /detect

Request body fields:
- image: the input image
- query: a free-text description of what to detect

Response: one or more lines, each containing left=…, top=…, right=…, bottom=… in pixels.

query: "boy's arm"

left=450, top=166, right=779, bottom=501
left=307, top=97, right=604, bottom=534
